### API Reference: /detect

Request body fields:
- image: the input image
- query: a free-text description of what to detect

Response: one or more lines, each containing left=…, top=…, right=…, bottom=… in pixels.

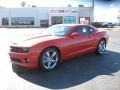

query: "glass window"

left=40, top=20, right=49, bottom=27
left=88, top=27, right=95, bottom=33
left=64, top=16, right=70, bottom=24
left=11, top=17, right=34, bottom=25
left=74, top=26, right=90, bottom=34
left=51, top=16, right=63, bottom=25
left=64, top=16, right=76, bottom=24
left=2, top=18, right=9, bottom=25
left=43, top=25, right=71, bottom=36
left=69, top=16, right=76, bottom=24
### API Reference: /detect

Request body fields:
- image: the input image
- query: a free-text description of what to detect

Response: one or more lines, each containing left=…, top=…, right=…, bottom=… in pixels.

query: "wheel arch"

left=38, top=46, right=61, bottom=70
left=43, top=46, right=61, bottom=58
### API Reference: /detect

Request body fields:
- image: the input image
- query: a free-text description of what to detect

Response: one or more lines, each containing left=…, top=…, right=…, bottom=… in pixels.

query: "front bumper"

left=9, top=52, right=39, bottom=69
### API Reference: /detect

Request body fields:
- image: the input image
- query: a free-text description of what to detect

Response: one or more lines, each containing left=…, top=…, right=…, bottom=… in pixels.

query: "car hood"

left=10, top=33, right=59, bottom=47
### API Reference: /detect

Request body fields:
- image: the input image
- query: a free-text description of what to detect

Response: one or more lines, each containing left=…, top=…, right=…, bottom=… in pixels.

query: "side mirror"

left=71, top=32, right=80, bottom=38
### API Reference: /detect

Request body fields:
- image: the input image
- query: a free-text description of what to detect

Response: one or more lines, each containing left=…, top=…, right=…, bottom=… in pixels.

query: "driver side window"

left=74, top=26, right=89, bottom=35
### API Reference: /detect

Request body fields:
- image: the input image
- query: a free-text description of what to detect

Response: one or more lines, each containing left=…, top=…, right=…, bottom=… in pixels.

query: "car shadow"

left=12, top=50, right=120, bottom=89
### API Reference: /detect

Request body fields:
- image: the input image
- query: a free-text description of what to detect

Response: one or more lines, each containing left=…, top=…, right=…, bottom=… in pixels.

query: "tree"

left=78, top=4, right=84, bottom=7
left=21, top=1, right=26, bottom=7
left=117, top=10, right=120, bottom=26
left=32, top=5, right=37, bottom=7
left=68, top=4, right=72, bottom=7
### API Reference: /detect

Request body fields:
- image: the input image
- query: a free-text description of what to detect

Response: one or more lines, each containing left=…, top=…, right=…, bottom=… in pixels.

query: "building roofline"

left=1, top=6, right=93, bottom=9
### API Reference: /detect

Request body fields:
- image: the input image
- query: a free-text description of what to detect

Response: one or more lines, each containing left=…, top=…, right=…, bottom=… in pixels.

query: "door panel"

left=65, top=26, right=96, bottom=57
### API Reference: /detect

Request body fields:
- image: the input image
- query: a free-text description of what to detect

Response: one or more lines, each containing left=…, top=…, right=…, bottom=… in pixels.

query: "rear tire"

left=39, top=48, right=60, bottom=71
left=96, top=39, right=106, bottom=55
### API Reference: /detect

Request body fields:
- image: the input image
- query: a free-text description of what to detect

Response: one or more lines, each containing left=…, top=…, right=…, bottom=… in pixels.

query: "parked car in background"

left=92, top=22, right=115, bottom=28
left=92, top=22, right=103, bottom=28
left=102, top=22, right=114, bottom=28
left=9, top=24, right=109, bottom=71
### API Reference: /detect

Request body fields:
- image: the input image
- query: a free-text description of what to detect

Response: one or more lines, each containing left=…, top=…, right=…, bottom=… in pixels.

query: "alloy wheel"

left=98, top=40, right=106, bottom=54
left=41, top=48, right=59, bottom=70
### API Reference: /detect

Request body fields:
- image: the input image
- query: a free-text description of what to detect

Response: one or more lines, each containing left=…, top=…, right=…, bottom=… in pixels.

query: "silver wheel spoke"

left=51, top=52, right=56, bottom=58
left=43, top=55, right=49, bottom=64
left=46, top=51, right=50, bottom=57
left=102, top=45, right=105, bottom=51
left=48, top=61, right=51, bottom=69
left=51, top=59, right=56, bottom=63
left=43, top=56, right=48, bottom=60
left=98, top=41, right=106, bottom=54
left=99, top=45, right=102, bottom=51
left=101, top=41, right=104, bottom=45
left=43, top=59, right=48, bottom=64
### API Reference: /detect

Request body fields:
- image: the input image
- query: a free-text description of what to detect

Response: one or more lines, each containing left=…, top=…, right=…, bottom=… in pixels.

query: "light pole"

left=92, top=0, right=95, bottom=22
left=117, top=11, right=120, bottom=26
left=93, top=0, right=94, bottom=8
left=117, top=16, right=120, bottom=26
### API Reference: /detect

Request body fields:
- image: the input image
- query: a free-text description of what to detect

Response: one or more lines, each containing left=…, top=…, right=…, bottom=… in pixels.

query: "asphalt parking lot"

left=0, top=28, right=120, bottom=90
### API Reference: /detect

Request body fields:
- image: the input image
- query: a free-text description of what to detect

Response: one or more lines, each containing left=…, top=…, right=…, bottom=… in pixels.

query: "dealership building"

left=0, top=6, right=94, bottom=27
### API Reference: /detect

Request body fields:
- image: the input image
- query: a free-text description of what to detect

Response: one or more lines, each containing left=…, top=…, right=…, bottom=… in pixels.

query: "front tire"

left=96, top=39, right=106, bottom=55
left=40, top=48, right=60, bottom=71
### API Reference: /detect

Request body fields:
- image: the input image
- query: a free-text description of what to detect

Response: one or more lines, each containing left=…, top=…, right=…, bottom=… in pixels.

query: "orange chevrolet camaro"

left=9, top=24, right=109, bottom=71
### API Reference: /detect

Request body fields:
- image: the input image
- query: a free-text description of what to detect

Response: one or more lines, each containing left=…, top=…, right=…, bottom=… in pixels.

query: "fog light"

left=24, top=58, right=30, bottom=63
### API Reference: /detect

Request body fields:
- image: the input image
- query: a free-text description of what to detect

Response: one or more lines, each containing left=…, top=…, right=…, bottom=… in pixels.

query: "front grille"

left=10, top=57, right=21, bottom=63
left=10, top=46, right=23, bottom=53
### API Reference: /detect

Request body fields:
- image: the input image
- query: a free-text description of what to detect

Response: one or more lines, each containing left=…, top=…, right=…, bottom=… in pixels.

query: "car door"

left=66, top=26, right=95, bottom=56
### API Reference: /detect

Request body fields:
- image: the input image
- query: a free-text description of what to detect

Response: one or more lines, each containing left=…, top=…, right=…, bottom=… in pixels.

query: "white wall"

left=9, top=8, right=38, bottom=27
left=37, top=8, right=49, bottom=27
left=0, top=7, right=93, bottom=27
left=78, top=7, right=94, bottom=23
left=0, top=7, right=49, bottom=27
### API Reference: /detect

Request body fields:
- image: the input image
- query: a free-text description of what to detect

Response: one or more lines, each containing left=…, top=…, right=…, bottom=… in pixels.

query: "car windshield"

left=42, top=25, right=71, bottom=36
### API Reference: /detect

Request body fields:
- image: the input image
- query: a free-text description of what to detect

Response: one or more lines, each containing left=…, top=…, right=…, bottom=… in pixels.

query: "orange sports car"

left=9, top=24, right=109, bottom=71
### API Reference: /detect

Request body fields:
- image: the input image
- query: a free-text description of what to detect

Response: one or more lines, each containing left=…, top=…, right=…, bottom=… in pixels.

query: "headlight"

left=10, top=46, right=30, bottom=53
left=22, top=47, right=30, bottom=53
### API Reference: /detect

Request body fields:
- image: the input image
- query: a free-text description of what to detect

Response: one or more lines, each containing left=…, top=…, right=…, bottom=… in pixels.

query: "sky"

left=0, top=0, right=120, bottom=22
left=94, top=0, right=120, bottom=22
